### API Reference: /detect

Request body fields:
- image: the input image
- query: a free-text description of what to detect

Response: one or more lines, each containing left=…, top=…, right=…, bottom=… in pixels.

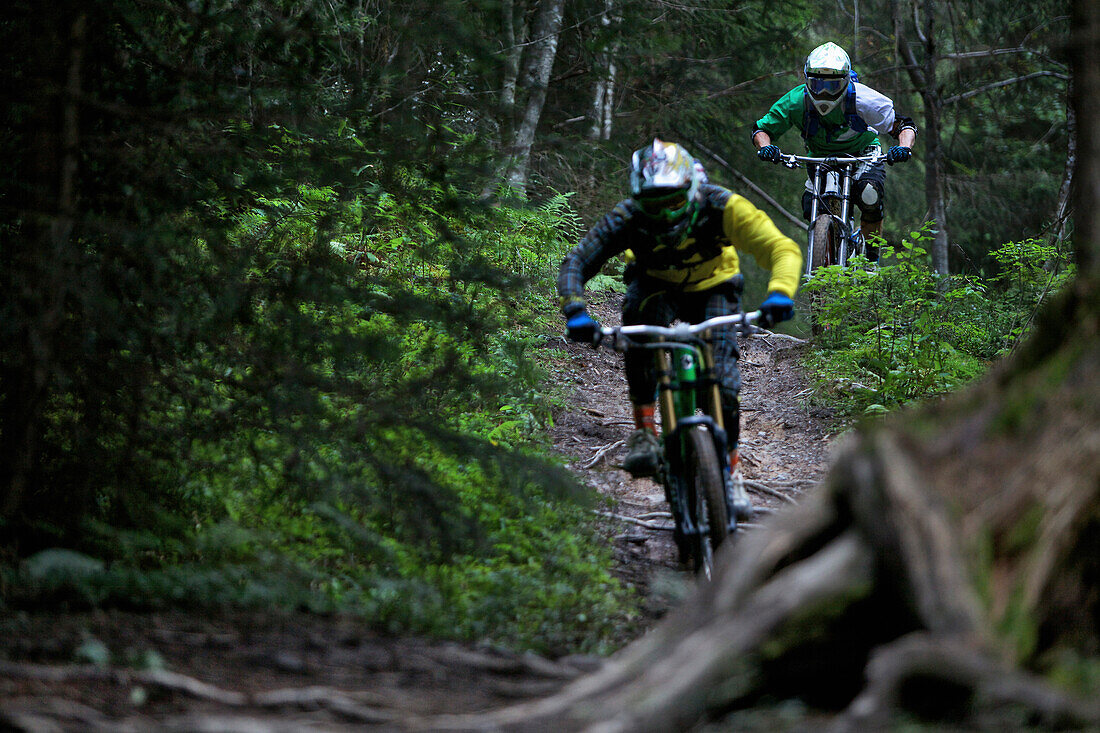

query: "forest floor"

left=0, top=292, right=839, bottom=732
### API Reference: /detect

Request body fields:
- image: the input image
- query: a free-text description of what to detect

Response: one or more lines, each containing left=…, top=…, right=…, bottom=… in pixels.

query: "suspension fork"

left=805, top=165, right=823, bottom=278
left=695, top=333, right=735, bottom=525
left=655, top=348, right=678, bottom=434
left=698, top=331, right=724, bottom=433
left=656, top=340, right=724, bottom=442
left=838, top=169, right=854, bottom=265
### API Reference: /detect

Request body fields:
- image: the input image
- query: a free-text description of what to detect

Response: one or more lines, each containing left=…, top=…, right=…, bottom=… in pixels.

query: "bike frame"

left=654, top=335, right=731, bottom=540
left=599, top=311, right=762, bottom=538
left=779, top=153, right=886, bottom=277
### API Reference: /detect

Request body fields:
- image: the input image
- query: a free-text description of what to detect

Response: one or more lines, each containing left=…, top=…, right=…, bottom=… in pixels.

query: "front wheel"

left=684, top=427, right=729, bottom=579
left=810, top=214, right=837, bottom=272
left=808, top=214, right=838, bottom=337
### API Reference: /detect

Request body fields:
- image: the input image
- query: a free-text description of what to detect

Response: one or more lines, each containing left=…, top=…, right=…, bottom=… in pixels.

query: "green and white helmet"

left=629, top=139, right=703, bottom=225
left=804, top=42, right=852, bottom=116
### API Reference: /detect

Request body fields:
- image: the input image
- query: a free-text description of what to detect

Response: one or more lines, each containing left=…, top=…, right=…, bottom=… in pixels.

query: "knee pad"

left=853, top=179, right=884, bottom=220
left=801, top=190, right=814, bottom=221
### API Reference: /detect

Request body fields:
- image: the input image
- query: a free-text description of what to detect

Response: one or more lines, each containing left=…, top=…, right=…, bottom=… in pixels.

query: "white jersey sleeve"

left=852, top=82, right=896, bottom=135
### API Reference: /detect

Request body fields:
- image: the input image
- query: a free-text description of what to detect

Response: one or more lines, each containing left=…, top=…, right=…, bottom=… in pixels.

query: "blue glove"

left=757, top=144, right=782, bottom=163
left=566, top=310, right=601, bottom=344
left=759, top=292, right=794, bottom=327
left=886, top=146, right=911, bottom=165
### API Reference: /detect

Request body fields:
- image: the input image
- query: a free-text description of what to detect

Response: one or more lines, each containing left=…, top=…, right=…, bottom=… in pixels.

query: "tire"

left=810, top=214, right=835, bottom=273
left=684, top=427, right=729, bottom=579
left=809, top=214, right=837, bottom=338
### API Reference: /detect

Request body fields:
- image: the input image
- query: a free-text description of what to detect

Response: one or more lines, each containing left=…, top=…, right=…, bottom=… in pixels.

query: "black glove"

left=886, top=146, right=912, bottom=165
left=759, top=291, right=795, bottom=327
left=565, top=310, right=601, bottom=344
left=757, top=144, right=782, bottom=163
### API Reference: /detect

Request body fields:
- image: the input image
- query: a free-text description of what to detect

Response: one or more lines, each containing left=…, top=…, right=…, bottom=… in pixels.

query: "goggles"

left=636, top=188, right=690, bottom=222
left=807, top=75, right=847, bottom=100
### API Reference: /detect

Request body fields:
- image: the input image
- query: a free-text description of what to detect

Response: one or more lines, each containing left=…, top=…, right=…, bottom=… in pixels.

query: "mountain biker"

left=558, top=139, right=802, bottom=521
left=752, top=42, right=917, bottom=260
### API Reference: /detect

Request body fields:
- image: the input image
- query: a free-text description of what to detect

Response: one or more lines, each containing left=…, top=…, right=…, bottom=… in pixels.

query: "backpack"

left=801, top=69, right=867, bottom=142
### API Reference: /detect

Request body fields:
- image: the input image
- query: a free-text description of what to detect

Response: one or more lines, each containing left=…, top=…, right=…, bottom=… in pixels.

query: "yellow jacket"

left=558, top=184, right=801, bottom=313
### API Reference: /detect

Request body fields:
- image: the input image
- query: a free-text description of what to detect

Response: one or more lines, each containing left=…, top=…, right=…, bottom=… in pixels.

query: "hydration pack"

left=802, top=69, right=867, bottom=142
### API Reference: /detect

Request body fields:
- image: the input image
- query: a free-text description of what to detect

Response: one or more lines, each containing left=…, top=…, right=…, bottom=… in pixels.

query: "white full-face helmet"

left=629, top=139, right=703, bottom=225
left=804, top=42, right=852, bottom=116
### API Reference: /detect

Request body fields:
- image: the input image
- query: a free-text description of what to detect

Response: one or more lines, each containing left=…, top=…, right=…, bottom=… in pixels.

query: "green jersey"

left=755, top=83, right=900, bottom=156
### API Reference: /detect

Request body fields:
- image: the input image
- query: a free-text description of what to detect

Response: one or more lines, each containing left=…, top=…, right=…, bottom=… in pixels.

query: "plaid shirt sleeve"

left=556, top=201, right=632, bottom=315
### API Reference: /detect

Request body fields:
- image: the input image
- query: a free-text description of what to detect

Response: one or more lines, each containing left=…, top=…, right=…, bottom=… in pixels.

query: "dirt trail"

left=0, top=293, right=838, bottom=732
left=548, top=292, right=837, bottom=614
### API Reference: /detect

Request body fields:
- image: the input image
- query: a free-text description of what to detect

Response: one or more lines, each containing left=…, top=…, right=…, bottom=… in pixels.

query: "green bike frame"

left=654, top=334, right=734, bottom=535
left=593, top=311, right=762, bottom=574
left=654, top=331, right=727, bottom=438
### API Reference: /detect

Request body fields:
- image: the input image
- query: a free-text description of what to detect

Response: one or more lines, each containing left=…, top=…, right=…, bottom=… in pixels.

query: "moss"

left=755, top=580, right=889, bottom=708
left=968, top=527, right=996, bottom=612
left=1003, top=504, right=1046, bottom=557
left=991, top=388, right=1039, bottom=436
left=1041, top=648, right=1100, bottom=698
left=758, top=581, right=875, bottom=662
left=704, top=652, right=765, bottom=709
left=990, top=341, right=1080, bottom=437
left=1005, top=286, right=1079, bottom=376
left=997, top=582, right=1041, bottom=662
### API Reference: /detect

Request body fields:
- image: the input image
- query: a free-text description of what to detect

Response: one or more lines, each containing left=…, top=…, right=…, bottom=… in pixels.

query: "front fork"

left=838, top=173, right=853, bottom=265
left=655, top=339, right=738, bottom=534
left=805, top=166, right=857, bottom=273
left=805, top=168, right=822, bottom=278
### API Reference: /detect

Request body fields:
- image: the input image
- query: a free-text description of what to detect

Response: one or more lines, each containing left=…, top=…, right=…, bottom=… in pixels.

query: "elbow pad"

left=892, top=116, right=917, bottom=138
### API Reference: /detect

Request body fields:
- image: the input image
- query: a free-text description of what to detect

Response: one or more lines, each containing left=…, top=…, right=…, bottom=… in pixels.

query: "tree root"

left=581, top=440, right=624, bottom=468
left=0, top=660, right=396, bottom=725
left=744, top=479, right=799, bottom=502
left=833, top=632, right=1100, bottom=731
left=413, top=527, right=875, bottom=731
left=404, top=426, right=1097, bottom=731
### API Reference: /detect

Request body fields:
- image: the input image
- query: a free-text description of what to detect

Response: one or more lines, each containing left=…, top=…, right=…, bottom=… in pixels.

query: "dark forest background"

left=0, top=0, right=1076, bottom=652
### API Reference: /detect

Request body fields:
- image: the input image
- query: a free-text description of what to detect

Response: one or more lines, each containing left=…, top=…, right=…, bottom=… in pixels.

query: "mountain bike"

left=777, top=152, right=887, bottom=277
left=595, top=310, right=763, bottom=580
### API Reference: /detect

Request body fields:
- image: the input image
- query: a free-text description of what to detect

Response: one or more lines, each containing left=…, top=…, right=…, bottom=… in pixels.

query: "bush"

left=801, top=224, right=1075, bottom=416
left=3, top=167, right=638, bottom=654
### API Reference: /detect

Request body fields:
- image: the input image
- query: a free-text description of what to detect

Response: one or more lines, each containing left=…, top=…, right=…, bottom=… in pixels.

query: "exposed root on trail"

left=406, top=408, right=1100, bottom=731
left=832, top=633, right=1100, bottom=732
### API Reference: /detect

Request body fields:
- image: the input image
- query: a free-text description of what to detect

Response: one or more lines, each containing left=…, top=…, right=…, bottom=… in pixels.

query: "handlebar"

left=595, top=310, right=764, bottom=351
left=777, top=153, right=887, bottom=169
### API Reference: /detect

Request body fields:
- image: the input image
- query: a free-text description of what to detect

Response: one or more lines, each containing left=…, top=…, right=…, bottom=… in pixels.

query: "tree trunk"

left=505, top=0, right=565, bottom=192
left=1, top=7, right=86, bottom=520
left=587, top=0, right=617, bottom=142
left=852, top=0, right=860, bottom=65
left=922, top=89, right=950, bottom=275
left=1050, top=77, right=1075, bottom=248
left=1072, top=2, right=1099, bottom=277
left=895, top=0, right=950, bottom=275
left=499, top=0, right=523, bottom=147
left=411, top=1, right=1100, bottom=729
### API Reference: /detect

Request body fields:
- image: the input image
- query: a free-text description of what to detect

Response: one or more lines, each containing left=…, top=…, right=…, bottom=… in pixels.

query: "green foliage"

left=0, top=0, right=1074, bottom=658
left=801, top=224, right=1075, bottom=416
left=3, top=169, right=632, bottom=650
left=1043, top=649, right=1100, bottom=698
left=0, top=0, right=633, bottom=652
